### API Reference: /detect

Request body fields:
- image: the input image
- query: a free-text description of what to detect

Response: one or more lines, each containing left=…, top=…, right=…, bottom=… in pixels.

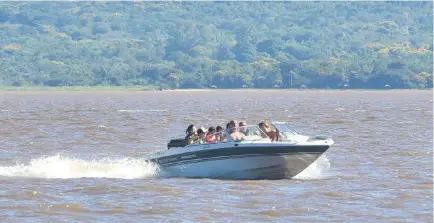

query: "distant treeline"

left=0, top=2, right=432, bottom=89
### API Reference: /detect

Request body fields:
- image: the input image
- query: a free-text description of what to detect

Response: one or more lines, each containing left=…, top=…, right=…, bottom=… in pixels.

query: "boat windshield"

left=234, top=125, right=270, bottom=141
left=188, top=125, right=270, bottom=145
left=272, top=122, right=299, bottom=140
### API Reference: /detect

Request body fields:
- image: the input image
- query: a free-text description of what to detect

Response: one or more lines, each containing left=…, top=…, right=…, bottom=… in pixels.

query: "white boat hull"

left=150, top=140, right=332, bottom=180
left=158, top=152, right=324, bottom=180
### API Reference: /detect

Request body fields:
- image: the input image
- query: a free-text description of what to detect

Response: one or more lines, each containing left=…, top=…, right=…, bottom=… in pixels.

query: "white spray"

left=0, top=154, right=160, bottom=179
left=292, top=154, right=331, bottom=180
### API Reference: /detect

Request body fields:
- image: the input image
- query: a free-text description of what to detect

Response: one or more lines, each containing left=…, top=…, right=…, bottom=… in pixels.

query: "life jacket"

left=205, top=135, right=215, bottom=143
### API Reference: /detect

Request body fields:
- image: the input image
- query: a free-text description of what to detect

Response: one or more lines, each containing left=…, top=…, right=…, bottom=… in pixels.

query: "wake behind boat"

left=148, top=121, right=334, bottom=180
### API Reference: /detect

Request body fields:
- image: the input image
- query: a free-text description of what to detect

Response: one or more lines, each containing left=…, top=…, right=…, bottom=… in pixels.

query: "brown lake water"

left=0, top=90, right=432, bottom=222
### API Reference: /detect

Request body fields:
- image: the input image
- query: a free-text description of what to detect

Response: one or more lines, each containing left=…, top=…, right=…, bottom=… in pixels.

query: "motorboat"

left=147, top=121, right=334, bottom=180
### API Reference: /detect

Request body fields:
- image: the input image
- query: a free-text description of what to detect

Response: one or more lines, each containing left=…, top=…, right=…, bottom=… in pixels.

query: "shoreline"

left=0, top=86, right=155, bottom=92
left=0, top=86, right=432, bottom=92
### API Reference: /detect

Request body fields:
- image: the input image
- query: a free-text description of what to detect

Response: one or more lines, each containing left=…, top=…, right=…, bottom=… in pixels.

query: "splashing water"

left=0, top=154, right=160, bottom=179
left=292, top=154, right=331, bottom=180
left=0, top=154, right=331, bottom=180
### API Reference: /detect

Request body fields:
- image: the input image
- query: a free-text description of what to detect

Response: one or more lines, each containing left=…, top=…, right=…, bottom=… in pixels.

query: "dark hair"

left=216, top=126, right=223, bottom=132
left=186, top=124, right=195, bottom=134
left=227, top=122, right=235, bottom=129
left=239, top=122, right=246, bottom=127
left=197, top=128, right=204, bottom=135
left=208, top=126, right=216, bottom=133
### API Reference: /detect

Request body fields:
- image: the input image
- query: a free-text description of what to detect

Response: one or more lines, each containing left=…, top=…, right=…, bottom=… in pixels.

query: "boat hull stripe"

left=150, top=145, right=329, bottom=166
left=156, top=152, right=322, bottom=167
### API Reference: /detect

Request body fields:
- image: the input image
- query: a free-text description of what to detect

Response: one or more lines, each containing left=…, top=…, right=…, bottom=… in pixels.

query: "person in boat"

left=229, top=120, right=238, bottom=128
left=197, top=128, right=207, bottom=144
left=221, top=122, right=236, bottom=142
left=219, top=122, right=232, bottom=142
left=228, top=122, right=245, bottom=141
left=185, top=124, right=197, bottom=142
left=215, top=125, right=223, bottom=142
left=227, top=120, right=238, bottom=133
left=226, top=122, right=231, bottom=129
left=187, top=127, right=206, bottom=145
left=264, top=120, right=278, bottom=137
left=259, top=120, right=278, bottom=141
left=205, top=126, right=217, bottom=143
left=239, top=121, right=250, bottom=135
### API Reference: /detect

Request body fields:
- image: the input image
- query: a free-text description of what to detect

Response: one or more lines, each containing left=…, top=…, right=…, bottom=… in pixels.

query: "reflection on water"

left=0, top=90, right=432, bottom=222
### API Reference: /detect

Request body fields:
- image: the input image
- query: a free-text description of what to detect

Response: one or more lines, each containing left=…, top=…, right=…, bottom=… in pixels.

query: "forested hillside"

left=0, top=1, right=432, bottom=89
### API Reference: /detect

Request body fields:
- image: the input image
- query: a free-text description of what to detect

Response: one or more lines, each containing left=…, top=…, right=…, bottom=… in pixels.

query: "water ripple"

left=0, top=90, right=432, bottom=222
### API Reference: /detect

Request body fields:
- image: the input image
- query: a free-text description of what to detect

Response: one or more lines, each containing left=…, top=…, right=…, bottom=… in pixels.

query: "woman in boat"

left=185, top=124, right=197, bottom=143
left=259, top=120, right=278, bottom=141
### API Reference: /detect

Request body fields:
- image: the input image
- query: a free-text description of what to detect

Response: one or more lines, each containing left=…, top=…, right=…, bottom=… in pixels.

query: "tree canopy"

left=0, top=1, right=432, bottom=89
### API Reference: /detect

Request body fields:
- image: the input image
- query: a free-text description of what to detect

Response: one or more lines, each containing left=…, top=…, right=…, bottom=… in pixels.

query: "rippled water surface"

left=0, top=90, right=432, bottom=222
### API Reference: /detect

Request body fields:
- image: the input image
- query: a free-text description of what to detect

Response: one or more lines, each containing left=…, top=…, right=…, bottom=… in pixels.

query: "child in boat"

left=187, top=128, right=206, bottom=144
left=215, top=125, right=223, bottom=142
left=205, top=126, right=217, bottom=143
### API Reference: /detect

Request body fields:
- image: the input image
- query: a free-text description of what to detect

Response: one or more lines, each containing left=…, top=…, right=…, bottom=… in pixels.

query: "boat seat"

left=167, top=138, right=187, bottom=149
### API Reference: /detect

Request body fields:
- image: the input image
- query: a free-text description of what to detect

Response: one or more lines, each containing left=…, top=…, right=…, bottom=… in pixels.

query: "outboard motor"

left=167, top=138, right=187, bottom=149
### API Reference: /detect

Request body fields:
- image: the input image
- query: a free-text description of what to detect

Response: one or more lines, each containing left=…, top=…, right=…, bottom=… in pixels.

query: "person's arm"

left=187, top=138, right=193, bottom=145
left=239, top=132, right=246, bottom=141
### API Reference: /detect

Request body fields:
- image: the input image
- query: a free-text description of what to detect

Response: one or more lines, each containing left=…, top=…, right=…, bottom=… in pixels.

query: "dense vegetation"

left=0, top=1, right=432, bottom=89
